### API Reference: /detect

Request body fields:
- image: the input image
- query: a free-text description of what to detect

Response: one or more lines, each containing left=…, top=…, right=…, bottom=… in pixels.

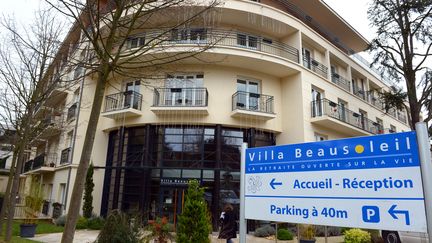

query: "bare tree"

left=368, top=0, right=432, bottom=130
left=43, top=0, right=221, bottom=242
left=0, top=10, right=67, bottom=242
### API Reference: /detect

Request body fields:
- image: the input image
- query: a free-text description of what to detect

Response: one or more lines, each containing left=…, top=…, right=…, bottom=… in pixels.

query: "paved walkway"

left=31, top=230, right=344, bottom=243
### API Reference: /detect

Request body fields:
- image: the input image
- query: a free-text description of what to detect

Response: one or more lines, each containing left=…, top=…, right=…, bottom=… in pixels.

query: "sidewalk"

left=32, top=230, right=344, bottom=243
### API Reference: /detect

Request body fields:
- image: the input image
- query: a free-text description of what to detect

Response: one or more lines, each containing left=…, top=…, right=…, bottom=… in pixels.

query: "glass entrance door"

left=159, top=187, right=186, bottom=226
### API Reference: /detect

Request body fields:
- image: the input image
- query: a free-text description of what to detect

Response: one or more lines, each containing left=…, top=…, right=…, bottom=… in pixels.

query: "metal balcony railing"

left=67, top=102, right=78, bottom=121
left=104, top=91, right=143, bottom=112
left=311, top=98, right=381, bottom=134
left=153, top=88, right=208, bottom=107
left=25, top=153, right=57, bottom=172
left=232, top=91, right=274, bottom=114
left=331, top=73, right=350, bottom=92
left=397, top=111, right=407, bottom=124
left=353, top=86, right=367, bottom=100
left=60, top=147, right=72, bottom=165
left=23, top=160, right=33, bottom=173
left=369, top=94, right=385, bottom=110
left=303, top=56, right=328, bottom=78
left=123, top=28, right=300, bottom=64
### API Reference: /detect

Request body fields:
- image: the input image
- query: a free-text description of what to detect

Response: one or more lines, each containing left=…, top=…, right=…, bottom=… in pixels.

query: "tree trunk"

left=5, top=137, right=29, bottom=242
left=61, top=69, right=108, bottom=243
left=405, top=71, right=420, bottom=129
left=0, top=151, right=17, bottom=236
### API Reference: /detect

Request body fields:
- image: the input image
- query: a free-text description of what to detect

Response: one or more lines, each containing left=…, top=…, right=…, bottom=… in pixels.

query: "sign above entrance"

left=244, top=132, right=427, bottom=232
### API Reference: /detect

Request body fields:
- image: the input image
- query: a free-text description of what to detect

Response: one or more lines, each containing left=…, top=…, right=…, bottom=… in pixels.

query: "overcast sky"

left=2, top=0, right=374, bottom=40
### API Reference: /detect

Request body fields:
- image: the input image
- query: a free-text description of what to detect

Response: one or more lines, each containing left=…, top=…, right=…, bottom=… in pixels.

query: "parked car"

left=382, top=231, right=429, bottom=243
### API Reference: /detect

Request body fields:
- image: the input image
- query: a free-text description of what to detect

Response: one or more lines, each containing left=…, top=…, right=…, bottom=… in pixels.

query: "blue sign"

left=244, top=132, right=427, bottom=232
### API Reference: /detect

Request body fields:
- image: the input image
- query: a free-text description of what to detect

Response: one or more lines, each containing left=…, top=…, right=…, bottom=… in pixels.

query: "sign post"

left=415, top=122, right=432, bottom=243
left=243, top=131, right=428, bottom=232
left=239, top=142, right=247, bottom=243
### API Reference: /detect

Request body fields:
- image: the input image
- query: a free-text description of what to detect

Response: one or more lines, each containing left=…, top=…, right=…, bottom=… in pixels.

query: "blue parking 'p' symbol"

left=362, top=206, right=380, bottom=223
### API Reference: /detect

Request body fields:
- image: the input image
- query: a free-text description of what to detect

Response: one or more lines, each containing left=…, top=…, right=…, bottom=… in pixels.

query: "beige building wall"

left=21, top=0, right=412, bottom=217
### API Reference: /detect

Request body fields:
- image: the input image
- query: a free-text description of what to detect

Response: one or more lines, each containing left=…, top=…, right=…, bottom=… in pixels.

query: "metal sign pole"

left=415, top=122, right=432, bottom=243
left=239, top=142, right=248, bottom=243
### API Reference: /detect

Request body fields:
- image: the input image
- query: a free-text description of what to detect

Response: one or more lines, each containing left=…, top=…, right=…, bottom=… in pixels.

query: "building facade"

left=20, top=0, right=411, bottom=227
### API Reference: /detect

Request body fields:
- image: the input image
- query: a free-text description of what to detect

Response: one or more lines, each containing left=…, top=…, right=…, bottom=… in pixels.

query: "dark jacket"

left=218, top=210, right=237, bottom=239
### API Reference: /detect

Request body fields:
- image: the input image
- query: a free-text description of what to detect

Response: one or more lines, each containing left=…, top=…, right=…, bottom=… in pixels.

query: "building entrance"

left=159, top=186, right=186, bottom=226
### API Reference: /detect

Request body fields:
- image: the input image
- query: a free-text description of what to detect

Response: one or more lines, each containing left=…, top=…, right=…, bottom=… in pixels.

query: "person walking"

left=218, top=204, right=237, bottom=243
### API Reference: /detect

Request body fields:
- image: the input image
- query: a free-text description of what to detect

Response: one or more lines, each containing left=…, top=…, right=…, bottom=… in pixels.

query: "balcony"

left=151, top=88, right=208, bottom=115
left=397, top=111, right=407, bottom=124
left=66, top=102, right=78, bottom=121
left=44, top=80, right=68, bottom=108
left=303, top=56, right=328, bottom=78
left=102, top=91, right=143, bottom=119
left=353, top=86, right=367, bottom=101
left=331, top=73, right=350, bottom=92
left=231, top=91, right=275, bottom=120
left=369, top=94, right=385, bottom=110
left=311, top=99, right=381, bottom=136
left=121, top=29, right=300, bottom=77
left=39, top=114, right=63, bottom=139
left=22, top=153, right=57, bottom=174
left=60, top=147, right=72, bottom=165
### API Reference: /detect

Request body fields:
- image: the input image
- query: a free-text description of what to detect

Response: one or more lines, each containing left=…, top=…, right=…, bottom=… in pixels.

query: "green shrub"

left=277, top=228, right=293, bottom=240
left=87, top=216, right=105, bottom=230
left=96, top=210, right=142, bottom=243
left=76, top=216, right=88, bottom=229
left=344, top=228, right=372, bottom=243
left=176, top=180, right=211, bottom=243
left=254, top=225, right=276, bottom=237
left=54, top=215, right=67, bottom=226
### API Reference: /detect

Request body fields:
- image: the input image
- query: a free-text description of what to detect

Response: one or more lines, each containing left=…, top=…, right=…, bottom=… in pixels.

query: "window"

left=302, top=48, right=311, bottom=69
left=359, top=110, right=367, bottom=129
left=375, top=118, right=384, bottom=133
left=73, top=65, right=84, bottom=79
left=124, top=80, right=141, bottom=109
left=58, top=183, right=66, bottom=207
left=390, top=125, right=397, bottom=133
left=128, top=36, right=145, bottom=49
left=237, top=34, right=258, bottom=49
left=164, top=74, right=204, bottom=106
left=171, top=28, right=207, bottom=43
left=311, top=87, right=323, bottom=117
left=338, top=99, right=347, bottom=121
left=236, top=78, right=260, bottom=110
left=314, top=133, right=327, bottom=141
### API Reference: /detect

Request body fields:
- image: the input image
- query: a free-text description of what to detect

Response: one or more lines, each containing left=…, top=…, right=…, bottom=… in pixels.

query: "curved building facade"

left=20, top=0, right=410, bottom=228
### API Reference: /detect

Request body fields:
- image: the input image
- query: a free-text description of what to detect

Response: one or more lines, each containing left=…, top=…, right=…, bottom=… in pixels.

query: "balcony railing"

left=23, top=153, right=57, bottom=172
left=397, top=111, right=407, bottom=124
left=60, top=147, right=72, bottom=165
left=153, top=88, right=208, bottom=107
left=369, top=94, right=385, bottom=110
left=353, top=86, right=367, bottom=100
left=23, top=160, right=33, bottom=173
left=331, top=73, right=350, bottom=92
left=67, top=102, right=78, bottom=121
left=303, top=56, right=328, bottom=78
left=232, top=91, right=274, bottom=114
left=104, top=91, right=143, bottom=112
left=123, top=28, right=300, bottom=64
left=311, top=98, right=381, bottom=134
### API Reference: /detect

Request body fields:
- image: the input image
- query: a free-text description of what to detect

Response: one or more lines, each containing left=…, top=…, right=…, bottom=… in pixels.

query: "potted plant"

left=299, top=224, right=316, bottom=243
left=144, top=217, right=174, bottom=243
left=20, top=175, right=44, bottom=238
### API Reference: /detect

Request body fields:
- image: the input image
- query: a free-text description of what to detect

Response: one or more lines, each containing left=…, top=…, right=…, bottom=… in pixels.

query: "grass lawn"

left=3, top=220, right=64, bottom=236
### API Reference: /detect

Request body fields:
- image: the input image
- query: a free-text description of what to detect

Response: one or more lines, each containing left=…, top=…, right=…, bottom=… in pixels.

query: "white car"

left=382, top=231, right=429, bottom=243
